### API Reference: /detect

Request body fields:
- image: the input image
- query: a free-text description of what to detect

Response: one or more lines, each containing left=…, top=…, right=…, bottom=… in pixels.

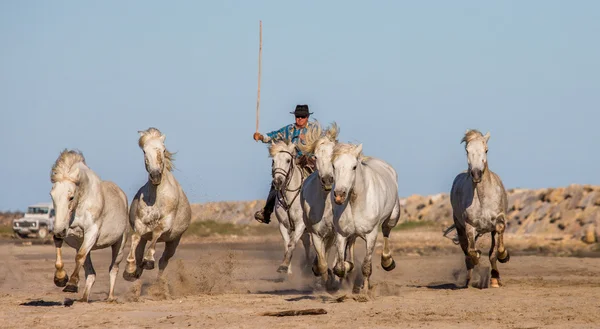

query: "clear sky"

left=1, top=1, right=599, bottom=211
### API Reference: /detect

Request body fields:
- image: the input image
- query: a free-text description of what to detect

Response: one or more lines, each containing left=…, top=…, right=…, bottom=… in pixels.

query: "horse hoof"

left=311, top=264, right=321, bottom=277
left=54, top=275, right=68, bottom=287
left=382, top=259, right=396, bottom=271
left=63, top=284, right=78, bottom=293
left=498, top=250, right=510, bottom=263
left=276, top=265, right=288, bottom=273
left=142, top=260, right=155, bottom=270
left=122, top=271, right=139, bottom=282
left=345, top=261, right=355, bottom=273
left=333, top=265, right=345, bottom=278
left=490, top=278, right=501, bottom=288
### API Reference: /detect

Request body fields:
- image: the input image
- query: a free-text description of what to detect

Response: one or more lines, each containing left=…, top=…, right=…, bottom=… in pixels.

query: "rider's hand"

left=253, top=132, right=264, bottom=141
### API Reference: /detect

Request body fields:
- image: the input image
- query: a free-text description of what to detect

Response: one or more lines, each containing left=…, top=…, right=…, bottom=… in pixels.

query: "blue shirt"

left=263, top=121, right=316, bottom=156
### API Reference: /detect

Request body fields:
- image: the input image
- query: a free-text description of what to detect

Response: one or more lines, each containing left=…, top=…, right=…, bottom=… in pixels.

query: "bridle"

left=272, top=150, right=304, bottom=231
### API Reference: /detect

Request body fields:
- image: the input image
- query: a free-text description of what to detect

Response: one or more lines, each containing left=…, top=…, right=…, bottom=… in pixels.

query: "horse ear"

left=354, top=144, right=363, bottom=157
left=288, top=142, right=297, bottom=154
left=138, top=130, right=145, bottom=137
left=160, top=134, right=166, bottom=143
left=484, top=132, right=490, bottom=143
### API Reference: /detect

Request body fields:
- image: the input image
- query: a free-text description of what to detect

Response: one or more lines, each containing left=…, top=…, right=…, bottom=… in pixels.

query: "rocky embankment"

left=191, top=184, right=600, bottom=244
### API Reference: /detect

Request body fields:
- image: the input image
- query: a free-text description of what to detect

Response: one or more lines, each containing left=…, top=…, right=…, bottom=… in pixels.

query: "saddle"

left=296, top=155, right=316, bottom=178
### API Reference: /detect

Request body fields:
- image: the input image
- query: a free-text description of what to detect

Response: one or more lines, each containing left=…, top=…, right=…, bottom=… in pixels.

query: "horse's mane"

left=461, top=129, right=484, bottom=145
left=138, top=127, right=175, bottom=171
left=51, top=149, right=86, bottom=183
left=268, top=140, right=294, bottom=157
left=332, top=142, right=370, bottom=163
left=297, top=121, right=340, bottom=155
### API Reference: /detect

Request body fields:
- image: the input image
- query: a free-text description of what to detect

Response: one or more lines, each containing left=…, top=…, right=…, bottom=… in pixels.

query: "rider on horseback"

left=252, top=104, right=317, bottom=224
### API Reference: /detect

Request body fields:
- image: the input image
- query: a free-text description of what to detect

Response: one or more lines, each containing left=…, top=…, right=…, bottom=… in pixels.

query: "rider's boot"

left=254, top=184, right=276, bottom=224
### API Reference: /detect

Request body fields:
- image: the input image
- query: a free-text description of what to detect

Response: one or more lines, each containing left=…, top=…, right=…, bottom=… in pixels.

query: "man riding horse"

left=252, top=104, right=317, bottom=224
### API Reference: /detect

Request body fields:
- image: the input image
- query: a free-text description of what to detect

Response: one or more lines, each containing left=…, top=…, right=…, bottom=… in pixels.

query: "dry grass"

left=184, top=220, right=277, bottom=237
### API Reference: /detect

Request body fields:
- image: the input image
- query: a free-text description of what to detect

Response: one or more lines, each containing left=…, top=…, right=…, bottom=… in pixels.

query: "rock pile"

left=188, top=184, right=599, bottom=243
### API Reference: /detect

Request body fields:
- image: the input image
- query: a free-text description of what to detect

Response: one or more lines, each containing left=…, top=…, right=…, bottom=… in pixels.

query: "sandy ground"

left=1, top=231, right=599, bottom=329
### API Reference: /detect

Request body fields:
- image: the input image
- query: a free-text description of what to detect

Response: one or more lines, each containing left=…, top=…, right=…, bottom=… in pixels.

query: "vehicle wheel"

left=37, top=227, right=49, bottom=239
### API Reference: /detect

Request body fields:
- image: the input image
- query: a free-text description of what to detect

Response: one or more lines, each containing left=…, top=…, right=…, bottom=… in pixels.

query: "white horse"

left=330, top=143, right=400, bottom=294
left=447, top=129, right=510, bottom=288
left=300, top=122, right=355, bottom=289
left=49, top=149, right=129, bottom=302
left=269, top=140, right=311, bottom=275
left=123, top=127, right=192, bottom=286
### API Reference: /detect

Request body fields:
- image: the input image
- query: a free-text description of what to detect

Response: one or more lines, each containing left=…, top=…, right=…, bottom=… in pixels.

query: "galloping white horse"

left=123, top=127, right=192, bottom=284
left=330, top=143, right=400, bottom=294
left=447, top=129, right=510, bottom=288
left=269, top=140, right=311, bottom=275
left=49, top=149, right=129, bottom=302
left=300, top=122, right=355, bottom=289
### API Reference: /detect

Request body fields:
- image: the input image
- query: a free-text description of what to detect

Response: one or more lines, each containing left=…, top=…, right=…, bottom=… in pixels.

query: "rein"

left=272, top=150, right=304, bottom=231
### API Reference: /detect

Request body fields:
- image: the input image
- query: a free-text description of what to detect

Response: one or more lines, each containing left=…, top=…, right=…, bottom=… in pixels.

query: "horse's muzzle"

left=321, top=176, right=334, bottom=192
left=149, top=171, right=162, bottom=185
left=471, top=169, right=482, bottom=183
left=273, top=177, right=284, bottom=190
left=333, top=190, right=347, bottom=205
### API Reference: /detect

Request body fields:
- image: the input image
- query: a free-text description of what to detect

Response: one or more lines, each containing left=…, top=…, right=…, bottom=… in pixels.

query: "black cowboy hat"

left=290, top=104, right=313, bottom=117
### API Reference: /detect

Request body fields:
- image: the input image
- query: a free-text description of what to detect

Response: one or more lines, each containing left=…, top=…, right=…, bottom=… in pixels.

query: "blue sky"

left=1, top=1, right=599, bottom=211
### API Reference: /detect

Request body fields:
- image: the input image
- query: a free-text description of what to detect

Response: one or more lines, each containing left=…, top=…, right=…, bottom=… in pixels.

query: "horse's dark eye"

left=353, top=166, right=357, bottom=171
left=69, top=196, right=74, bottom=202
left=287, top=159, right=291, bottom=163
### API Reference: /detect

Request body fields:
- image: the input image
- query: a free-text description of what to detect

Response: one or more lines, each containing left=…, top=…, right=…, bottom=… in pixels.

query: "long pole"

left=256, top=20, right=262, bottom=133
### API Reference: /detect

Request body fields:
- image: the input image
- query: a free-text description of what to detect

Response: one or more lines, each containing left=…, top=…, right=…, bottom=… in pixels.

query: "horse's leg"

left=333, top=233, right=352, bottom=279
left=142, top=219, right=171, bottom=270
left=154, top=237, right=181, bottom=300
left=496, top=215, right=510, bottom=264
left=465, top=223, right=480, bottom=265
left=280, top=223, right=305, bottom=274
left=80, top=253, right=96, bottom=302
left=381, top=200, right=400, bottom=271
left=301, top=229, right=312, bottom=273
left=53, top=236, right=68, bottom=287
left=108, top=232, right=127, bottom=301
left=345, top=236, right=356, bottom=273
left=311, top=232, right=330, bottom=287
left=357, top=229, right=379, bottom=295
left=455, top=218, right=474, bottom=287
left=123, top=231, right=143, bottom=281
left=277, top=221, right=291, bottom=274
left=158, top=236, right=181, bottom=278
left=489, top=231, right=501, bottom=288
left=64, top=226, right=99, bottom=293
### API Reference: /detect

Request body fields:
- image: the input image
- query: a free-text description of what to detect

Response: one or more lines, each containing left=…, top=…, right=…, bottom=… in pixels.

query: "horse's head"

left=332, top=143, right=363, bottom=205
left=269, top=140, right=297, bottom=191
left=298, top=121, right=339, bottom=191
left=49, top=149, right=85, bottom=238
left=138, top=127, right=174, bottom=186
left=461, top=129, right=490, bottom=184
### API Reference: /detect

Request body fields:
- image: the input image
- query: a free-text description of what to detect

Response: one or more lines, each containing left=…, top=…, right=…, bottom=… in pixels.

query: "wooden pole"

left=256, top=20, right=262, bottom=133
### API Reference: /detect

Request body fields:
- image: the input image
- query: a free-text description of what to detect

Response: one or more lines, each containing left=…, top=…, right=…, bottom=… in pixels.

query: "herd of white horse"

left=48, top=124, right=510, bottom=303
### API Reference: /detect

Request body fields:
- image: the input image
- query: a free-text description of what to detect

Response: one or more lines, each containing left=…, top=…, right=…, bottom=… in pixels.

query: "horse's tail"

left=442, top=224, right=460, bottom=245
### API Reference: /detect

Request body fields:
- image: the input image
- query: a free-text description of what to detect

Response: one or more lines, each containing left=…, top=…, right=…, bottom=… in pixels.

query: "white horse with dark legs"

left=446, top=129, right=510, bottom=288
left=300, top=122, right=355, bottom=290
left=49, top=149, right=129, bottom=302
left=269, top=140, right=311, bottom=275
left=330, top=143, right=400, bottom=294
left=123, top=127, right=191, bottom=289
